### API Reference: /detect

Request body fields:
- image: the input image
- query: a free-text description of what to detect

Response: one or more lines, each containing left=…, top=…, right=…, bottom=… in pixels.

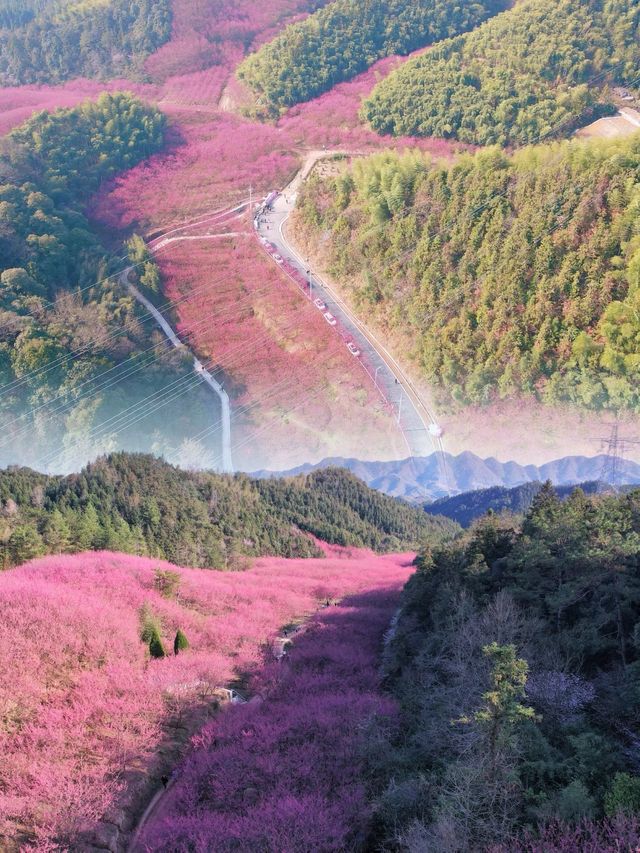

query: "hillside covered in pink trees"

left=138, top=583, right=404, bottom=851
left=82, top=58, right=457, bottom=468
left=0, top=0, right=463, bottom=472
left=3, top=0, right=640, bottom=850
left=0, top=549, right=413, bottom=849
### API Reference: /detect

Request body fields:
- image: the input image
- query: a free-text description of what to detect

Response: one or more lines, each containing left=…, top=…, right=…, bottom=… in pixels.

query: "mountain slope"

left=0, top=94, right=224, bottom=472
left=372, top=486, right=640, bottom=848
left=0, top=453, right=458, bottom=567
left=424, top=479, right=609, bottom=526
left=294, top=138, right=640, bottom=413
left=0, top=550, right=413, bottom=849
left=237, top=0, right=508, bottom=115
left=363, top=0, right=640, bottom=144
left=0, top=0, right=171, bottom=84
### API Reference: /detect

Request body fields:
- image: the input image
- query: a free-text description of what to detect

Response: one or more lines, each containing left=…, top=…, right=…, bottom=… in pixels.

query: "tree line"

left=362, top=0, right=640, bottom=145
left=367, top=484, right=640, bottom=848
left=0, top=0, right=171, bottom=84
left=294, top=136, right=640, bottom=412
left=0, top=452, right=459, bottom=568
left=237, top=0, right=508, bottom=116
left=425, top=480, right=606, bottom=528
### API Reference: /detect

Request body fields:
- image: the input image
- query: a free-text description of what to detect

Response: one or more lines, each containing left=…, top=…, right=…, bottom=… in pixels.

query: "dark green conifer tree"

left=149, top=626, right=166, bottom=659
left=174, top=629, right=189, bottom=655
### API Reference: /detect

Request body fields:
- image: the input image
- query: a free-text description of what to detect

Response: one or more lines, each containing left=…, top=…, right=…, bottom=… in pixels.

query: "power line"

left=0, top=226, right=256, bottom=397
left=0, top=273, right=281, bottom=443
left=0, top=270, right=245, bottom=401
left=30, top=302, right=333, bottom=472
left=162, top=376, right=298, bottom=458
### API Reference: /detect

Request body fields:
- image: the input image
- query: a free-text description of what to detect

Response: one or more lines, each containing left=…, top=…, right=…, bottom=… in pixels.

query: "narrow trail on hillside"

left=130, top=577, right=408, bottom=851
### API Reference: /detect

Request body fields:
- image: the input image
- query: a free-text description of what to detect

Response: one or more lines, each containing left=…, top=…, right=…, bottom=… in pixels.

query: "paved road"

left=256, top=187, right=443, bottom=462
left=120, top=179, right=447, bottom=477
left=122, top=272, right=234, bottom=473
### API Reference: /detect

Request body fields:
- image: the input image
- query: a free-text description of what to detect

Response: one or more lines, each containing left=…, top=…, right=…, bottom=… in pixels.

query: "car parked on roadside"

left=274, top=254, right=284, bottom=264
left=324, top=312, right=337, bottom=325
left=314, top=298, right=327, bottom=311
left=347, top=342, right=360, bottom=356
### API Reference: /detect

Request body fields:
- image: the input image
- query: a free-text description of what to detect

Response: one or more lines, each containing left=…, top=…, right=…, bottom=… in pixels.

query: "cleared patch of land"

left=576, top=107, right=640, bottom=139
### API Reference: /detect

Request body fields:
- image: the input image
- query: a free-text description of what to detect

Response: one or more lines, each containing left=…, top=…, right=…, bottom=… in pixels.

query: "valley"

left=2, top=0, right=640, bottom=850
left=1, top=7, right=631, bottom=473
left=0, top=7, right=471, bottom=473
left=80, top=68, right=460, bottom=470
left=0, top=547, right=415, bottom=849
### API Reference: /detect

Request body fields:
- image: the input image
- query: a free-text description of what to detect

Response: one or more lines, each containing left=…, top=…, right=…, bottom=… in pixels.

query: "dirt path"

left=126, top=623, right=309, bottom=851
left=127, top=778, right=178, bottom=852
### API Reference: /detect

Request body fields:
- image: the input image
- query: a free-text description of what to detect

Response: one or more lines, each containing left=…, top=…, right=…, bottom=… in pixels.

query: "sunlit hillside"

left=0, top=549, right=413, bottom=848
left=2, top=1, right=640, bottom=850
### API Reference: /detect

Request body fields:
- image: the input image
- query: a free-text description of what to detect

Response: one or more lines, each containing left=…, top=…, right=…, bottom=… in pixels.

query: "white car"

left=428, top=422, right=444, bottom=438
left=314, top=298, right=327, bottom=311
left=323, top=312, right=337, bottom=326
left=274, top=254, right=284, bottom=264
left=347, top=342, right=360, bottom=356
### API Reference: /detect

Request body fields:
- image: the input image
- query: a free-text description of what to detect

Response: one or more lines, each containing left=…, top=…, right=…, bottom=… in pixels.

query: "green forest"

left=368, top=485, right=640, bottom=848
left=237, top=0, right=508, bottom=116
left=0, top=0, right=171, bottom=84
left=0, top=94, right=219, bottom=472
left=362, top=0, right=640, bottom=145
left=425, top=480, right=605, bottom=528
left=0, top=453, right=459, bottom=568
left=295, top=135, right=640, bottom=412
left=0, top=0, right=55, bottom=29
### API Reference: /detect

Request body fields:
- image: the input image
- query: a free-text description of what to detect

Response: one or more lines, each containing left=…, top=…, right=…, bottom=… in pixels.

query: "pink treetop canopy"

left=0, top=550, right=412, bottom=847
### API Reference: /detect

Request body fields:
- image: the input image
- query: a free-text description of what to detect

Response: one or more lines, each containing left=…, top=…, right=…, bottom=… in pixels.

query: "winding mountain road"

left=256, top=156, right=445, bottom=465
left=119, top=155, right=448, bottom=480
left=121, top=271, right=234, bottom=473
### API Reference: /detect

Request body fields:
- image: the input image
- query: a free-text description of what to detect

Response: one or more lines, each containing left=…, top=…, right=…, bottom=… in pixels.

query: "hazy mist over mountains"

left=3, top=0, right=640, bottom=850
left=253, top=451, right=640, bottom=501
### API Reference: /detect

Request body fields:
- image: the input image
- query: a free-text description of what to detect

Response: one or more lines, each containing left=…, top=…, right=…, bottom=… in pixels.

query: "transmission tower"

left=598, top=420, right=640, bottom=487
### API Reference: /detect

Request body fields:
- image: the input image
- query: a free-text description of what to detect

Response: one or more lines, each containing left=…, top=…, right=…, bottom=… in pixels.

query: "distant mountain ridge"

left=252, top=452, right=640, bottom=501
